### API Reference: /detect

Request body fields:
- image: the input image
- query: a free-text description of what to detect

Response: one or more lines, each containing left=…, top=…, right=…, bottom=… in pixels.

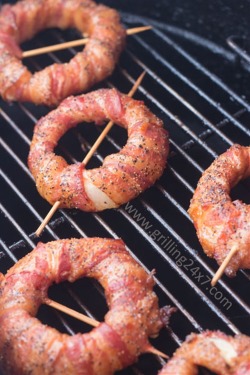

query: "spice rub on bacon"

left=188, top=144, right=250, bottom=277
left=158, top=330, right=250, bottom=375
left=28, top=88, right=169, bottom=212
left=0, top=238, right=163, bottom=375
left=0, top=0, right=126, bottom=106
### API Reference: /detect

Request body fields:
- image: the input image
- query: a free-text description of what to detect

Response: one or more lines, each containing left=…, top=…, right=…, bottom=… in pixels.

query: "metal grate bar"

left=0, top=239, right=18, bottom=264
left=227, top=35, right=250, bottom=65
left=165, top=164, right=195, bottom=193
left=176, top=107, right=249, bottom=153
left=1, top=202, right=35, bottom=249
left=152, top=26, right=250, bottom=112
left=167, top=141, right=204, bottom=174
left=120, top=63, right=222, bottom=157
left=1, top=136, right=30, bottom=173
left=132, top=33, right=249, bottom=136
left=1, top=108, right=32, bottom=144
left=126, top=48, right=242, bottom=146
left=1, top=167, right=59, bottom=240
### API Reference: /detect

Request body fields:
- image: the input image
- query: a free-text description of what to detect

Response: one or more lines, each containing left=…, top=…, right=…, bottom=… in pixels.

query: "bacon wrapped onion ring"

left=28, top=88, right=169, bottom=211
left=158, top=330, right=250, bottom=375
left=188, top=144, right=250, bottom=277
left=0, top=238, right=163, bottom=375
left=0, top=0, right=126, bottom=106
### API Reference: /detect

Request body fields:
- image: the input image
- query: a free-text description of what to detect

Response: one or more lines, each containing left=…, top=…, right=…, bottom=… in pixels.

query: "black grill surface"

left=1, top=2, right=250, bottom=374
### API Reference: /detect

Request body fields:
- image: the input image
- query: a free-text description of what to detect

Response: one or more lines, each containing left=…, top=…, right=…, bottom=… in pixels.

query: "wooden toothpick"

left=45, top=297, right=168, bottom=358
left=35, top=201, right=61, bottom=237
left=211, top=245, right=238, bottom=286
left=144, top=344, right=169, bottom=359
left=35, top=71, right=146, bottom=237
left=23, top=26, right=152, bottom=58
left=45, top=298, right=99, bottom=327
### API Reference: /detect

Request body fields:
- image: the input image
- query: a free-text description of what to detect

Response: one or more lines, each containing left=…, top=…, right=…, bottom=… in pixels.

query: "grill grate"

left=1, top=8, right=250, bottom=375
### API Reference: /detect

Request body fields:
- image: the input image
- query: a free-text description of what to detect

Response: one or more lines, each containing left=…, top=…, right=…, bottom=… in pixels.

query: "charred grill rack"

left=1, top=2, right=250, bottom=374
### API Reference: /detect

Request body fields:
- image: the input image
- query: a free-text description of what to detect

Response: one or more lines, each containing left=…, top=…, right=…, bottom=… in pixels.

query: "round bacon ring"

left=188, top=144, right=250, bottom=277
left=0, top=0, right=126, bottom=106
left=158, top=330, right=250, bottom=375
left=28, top=88, right=169, bottom=212
left=0, top=238, right=163, bottom=375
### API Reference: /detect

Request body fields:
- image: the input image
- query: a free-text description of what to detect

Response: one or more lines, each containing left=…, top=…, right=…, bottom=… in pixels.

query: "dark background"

left=103, top=1, right=250, bottom=47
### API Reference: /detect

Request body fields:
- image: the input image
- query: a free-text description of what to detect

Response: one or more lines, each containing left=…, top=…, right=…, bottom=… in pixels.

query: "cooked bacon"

left=0, top=238, right=163, bottom=375
left=188, top=144, right=250, bottom=277
left=158, top=330, right=250, bottom=375
left=0, top=0, right=126, bottom=106
left=28, top=88, right=169, bottom=211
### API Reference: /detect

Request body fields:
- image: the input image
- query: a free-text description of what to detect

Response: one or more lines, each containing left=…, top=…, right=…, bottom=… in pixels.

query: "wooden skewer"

left=144, top=344, right=169, bottom=359
left=45, top=298, right=99, bottom=327
left=45, top=298, right=168, bottom=358
left=35, top=201, right=61, bottom=236
left=23, top=26, right=152, bottom=58
left=211, top=245, right=238, bottom=286
left=35, top=71, right=146, bottom=237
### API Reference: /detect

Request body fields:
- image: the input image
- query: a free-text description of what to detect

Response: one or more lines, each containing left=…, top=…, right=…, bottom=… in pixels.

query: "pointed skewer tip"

left=35, top=200, right=61, bottom=237
left=211, top=245, right=238, bottom=286
left=145, top=344, right=169, bottom=359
